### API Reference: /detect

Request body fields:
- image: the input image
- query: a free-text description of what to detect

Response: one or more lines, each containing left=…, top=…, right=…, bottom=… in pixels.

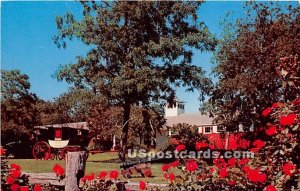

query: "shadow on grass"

left=87, top=158, right=122, bottom=163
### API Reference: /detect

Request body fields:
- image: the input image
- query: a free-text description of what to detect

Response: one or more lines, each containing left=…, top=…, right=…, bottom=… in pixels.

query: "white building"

left=165, top=99, right=185, bottom=117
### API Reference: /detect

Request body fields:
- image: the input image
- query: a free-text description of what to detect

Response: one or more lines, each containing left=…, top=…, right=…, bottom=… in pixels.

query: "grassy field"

left=7, top=152, right=168, bottom=183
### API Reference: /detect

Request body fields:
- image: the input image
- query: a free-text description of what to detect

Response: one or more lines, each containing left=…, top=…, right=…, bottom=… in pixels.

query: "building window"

left=204, top=127, right=211, bottom=133
left=54, top=129, right=62, bottom=140
left=178, top=104, right=184, bottom=109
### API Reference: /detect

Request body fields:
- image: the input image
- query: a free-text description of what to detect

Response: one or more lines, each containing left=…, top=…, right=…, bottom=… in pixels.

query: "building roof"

left=34, top=122, right=89, bottom=130
left=165, top=113, right=214, bottom=127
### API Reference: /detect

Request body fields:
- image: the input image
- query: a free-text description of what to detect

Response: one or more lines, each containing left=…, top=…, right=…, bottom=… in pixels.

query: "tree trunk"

left=65, top=151, right=87, bottom=191
left=118, top=102, right=131, bottom=161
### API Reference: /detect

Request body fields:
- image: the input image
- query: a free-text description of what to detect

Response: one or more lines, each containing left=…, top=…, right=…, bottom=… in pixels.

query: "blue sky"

left=1, top=1, right=296, bottom=113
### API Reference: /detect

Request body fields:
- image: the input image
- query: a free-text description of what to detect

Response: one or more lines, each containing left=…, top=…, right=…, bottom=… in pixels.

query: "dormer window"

left=204, top=126, right=211, bottom=134
left=178, top=104, right=184, bottom=109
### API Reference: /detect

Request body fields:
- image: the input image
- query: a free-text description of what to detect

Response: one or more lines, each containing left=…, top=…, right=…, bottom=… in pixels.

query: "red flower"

left=109, top=170, right=119, bottom=180
left=280, top=114, right=296, bottom=126
left=266, top=185, right=277, bottom=191
left=243, top=166, right=251, bottom=173
left=266, top=126, right=277, bottom=136
left=11, top=169, right=21, bottom=178
left=253, top=140, right=265, bottom=148
left=6, top=176, right=15, bottom=184
left=272, top=102, right=279, bottom=108
left=262, top=107, right=272, bottom=117
left=163, top=173, right=168, bottom=179
left=169, top=172, right=175, bottom=181
left=247, top=169, right=266, bottom=183
left=219, top=168, right=228, bottom=178
left=238, top=158, right=249, bottom=165
left=213, top=158, right=226, bottom=168
left=229, top=180, right=236, bottom=186
left=209, top=167, right=214, bottom=173
left=257, top=173, right=267, bottom=183
left=171, top=160, right=179, bottom=168
left=10, top=163, right=21, bottom=171
left=227, top=158, right=235, bottom=167
left=0, top=147, right=5, bottom=156
left=33, top=184, right=43, bottom=191
left=247, top=169, right=259, bottom=182
left=20, top=186, right=29, bottom=191
left=52, top=164, right=64, bottom=176
left=282, top=162, right=295, bottom=176
left=175, top=144, right=185, bottom=152
left=161, top=164, right=171, bottom=171
left=139, top=181, right=147, bottom=190
left=195, top=142, right=208, bottom=150
left=81, top=176, right=87, bottom=182
left=10, top=184, right=20, bottom=191
left=144, top=169, right=152, bottom=177
left=82, top=173, right=95, bottom=181
left=97, top=171, right=107, bottom=179
left=186, top=160, right=198, bottom=172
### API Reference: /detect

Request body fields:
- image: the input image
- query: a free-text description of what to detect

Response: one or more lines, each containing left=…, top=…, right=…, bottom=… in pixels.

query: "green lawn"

left=7, top=152, right=168, bottom=183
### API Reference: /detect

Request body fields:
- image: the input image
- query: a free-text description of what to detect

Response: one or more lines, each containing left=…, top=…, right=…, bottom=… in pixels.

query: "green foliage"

left=54, top=1, right=216, bottom=104
left=1, top=70, right=38, bottom=147
left=205, top=2, right=300, bottom=130
left=54, top=1, right=216, bottom=160
left=170, top=123, right=207, bottom=150
left=1, top=70, right=31, bottom=100
left=88, top=104, right=166, bottom=149
left=53, top=87, right=99, bottom=122
left=33, top=87, right=100, bottom=127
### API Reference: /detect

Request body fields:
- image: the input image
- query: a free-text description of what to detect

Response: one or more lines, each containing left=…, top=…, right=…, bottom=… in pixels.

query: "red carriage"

left=32, top=122, right=90, bottom=160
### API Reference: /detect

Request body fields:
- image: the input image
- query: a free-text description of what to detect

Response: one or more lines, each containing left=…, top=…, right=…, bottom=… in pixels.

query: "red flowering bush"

left=161, top=98, right=299, bottom=190
left=79, top=170, right=128, bottom=191
left=256, top=98, right=300, bottom=190
left=159, top=54, right=300, bottom=190
left=1, top=161, right=30, bottom=191
left=1, top=158, right=44, bottom=191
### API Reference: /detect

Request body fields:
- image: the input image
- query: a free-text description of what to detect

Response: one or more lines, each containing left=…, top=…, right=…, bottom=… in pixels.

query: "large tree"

left=54, top=1, right=216, bottom=160
left=1, top=70, right=37, bottom=140
left=1, top=70, right=38, bottom=157
left=205, top=2, right=300, bottom=131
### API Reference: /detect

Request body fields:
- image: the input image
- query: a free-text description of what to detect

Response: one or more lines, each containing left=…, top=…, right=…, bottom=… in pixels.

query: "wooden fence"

left=27, top=151, right=167, bottom=191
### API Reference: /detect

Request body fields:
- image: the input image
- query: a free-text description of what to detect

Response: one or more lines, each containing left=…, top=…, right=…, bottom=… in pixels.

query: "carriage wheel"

left=50, top=148, right=63, bottom=160
left=32, top=141, right=51, bottom=160
left=62, top=146, right=79, bottom=159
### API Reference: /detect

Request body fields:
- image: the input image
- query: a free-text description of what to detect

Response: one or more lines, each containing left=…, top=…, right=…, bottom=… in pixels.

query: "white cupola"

left=165, top=98, right=185, bottom=117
